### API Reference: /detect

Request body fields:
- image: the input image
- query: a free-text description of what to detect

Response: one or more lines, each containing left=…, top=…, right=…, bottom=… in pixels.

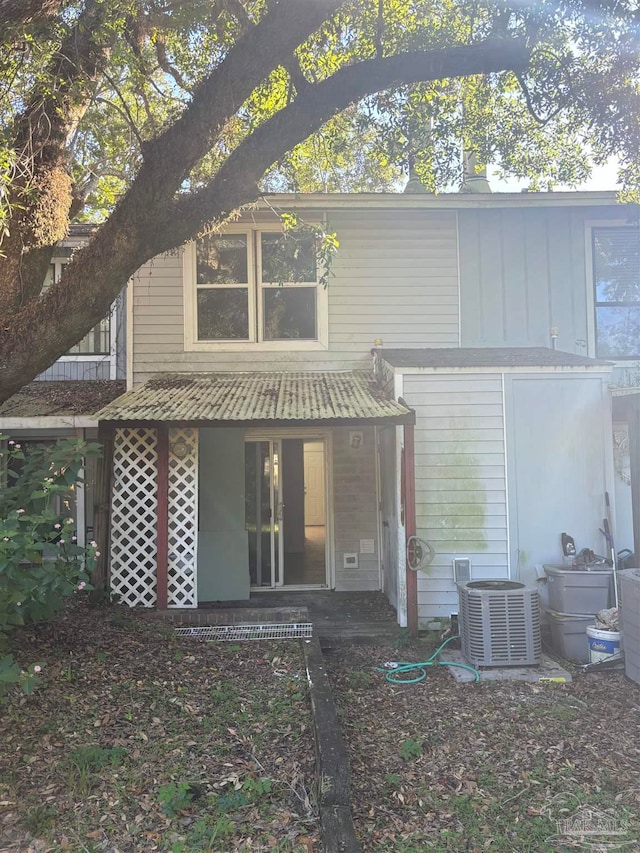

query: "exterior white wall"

left=332, top=426, right=380, bottom=591
left=401, top=373, right=509, bottom=624
left=131, top=210, right=459, bottom=384
left=505, top=374, right=615, bottom=587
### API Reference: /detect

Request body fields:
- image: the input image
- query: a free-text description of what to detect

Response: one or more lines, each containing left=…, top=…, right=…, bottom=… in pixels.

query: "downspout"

left=403, top=422, right=419, bottom=637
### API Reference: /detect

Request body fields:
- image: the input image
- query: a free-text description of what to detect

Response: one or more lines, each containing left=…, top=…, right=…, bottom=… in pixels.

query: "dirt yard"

left=327, top=640, right=640, bottom=852
left=0, top=601, right=318, bottom=852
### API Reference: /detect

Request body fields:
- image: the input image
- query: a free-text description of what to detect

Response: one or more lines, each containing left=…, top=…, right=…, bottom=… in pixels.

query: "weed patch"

left=327, top=642, right=640, bottom=851
left=0, top=600, right=318, bottom=851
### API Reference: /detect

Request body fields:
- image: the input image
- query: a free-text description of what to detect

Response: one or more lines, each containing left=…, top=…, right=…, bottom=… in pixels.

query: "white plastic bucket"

left=586, top=626, right=620, bottom=663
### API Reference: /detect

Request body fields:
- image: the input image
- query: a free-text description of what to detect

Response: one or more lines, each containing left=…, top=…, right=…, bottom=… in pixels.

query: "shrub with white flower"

left=0, top=436, right=102, bottom=698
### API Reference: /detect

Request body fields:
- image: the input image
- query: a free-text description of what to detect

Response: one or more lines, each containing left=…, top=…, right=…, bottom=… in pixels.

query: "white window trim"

left=48, top=256, right=117, bottom=367
left=183, top=224, right=329, bottom=352
left=585, top=219, right=640, bottom=362
left=58, top=302, right=117, bottom=373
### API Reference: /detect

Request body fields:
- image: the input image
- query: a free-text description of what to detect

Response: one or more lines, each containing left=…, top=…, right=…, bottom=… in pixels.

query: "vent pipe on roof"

left=403, top=167, right=428, bottom=193
left=460, top=150, right=491, bottom=194
left=403, top=120, right=434, bottom=193
left=404, top=148, right=431, bottom=194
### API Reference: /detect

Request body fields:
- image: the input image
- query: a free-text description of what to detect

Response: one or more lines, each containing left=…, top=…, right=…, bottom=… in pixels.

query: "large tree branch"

left=0, top=37, right=530, bottom=403
left=0, top=1, right=346, bottom=398
left=0, top=0, right=117, bottom=314
left=165, top=38, right=531, bottom=245
left=0, top=0, right=65, bottom=29
left=125, top=0, right=342, bottom=211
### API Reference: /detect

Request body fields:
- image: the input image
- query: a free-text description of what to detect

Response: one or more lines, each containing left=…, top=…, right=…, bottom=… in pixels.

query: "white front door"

left=304, top=444, right=326, bottom=525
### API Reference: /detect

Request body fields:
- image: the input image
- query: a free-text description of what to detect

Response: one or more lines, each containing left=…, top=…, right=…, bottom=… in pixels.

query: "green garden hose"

left=380, top=635, right=480, bottom=684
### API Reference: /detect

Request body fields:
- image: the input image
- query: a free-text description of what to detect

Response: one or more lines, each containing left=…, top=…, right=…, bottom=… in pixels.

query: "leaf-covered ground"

left=327, top=641, right=640, bottom=852
left=0, top=601, right=318, bottom=852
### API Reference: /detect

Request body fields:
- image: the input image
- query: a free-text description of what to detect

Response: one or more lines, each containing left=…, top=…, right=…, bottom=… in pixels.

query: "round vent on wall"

left=458, top=580, right=542, bottom=667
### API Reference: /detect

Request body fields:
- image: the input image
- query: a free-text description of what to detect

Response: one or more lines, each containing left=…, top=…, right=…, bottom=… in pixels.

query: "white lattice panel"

left=110, top=428, right=158, bottom=607
left=167, top=428, right=198, bottom=608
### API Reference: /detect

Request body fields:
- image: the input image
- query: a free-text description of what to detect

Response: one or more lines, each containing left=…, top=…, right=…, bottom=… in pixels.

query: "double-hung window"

left=592, top=225, right=640, bottom=359
left=45, top=255, right=111, bottom=355
left=185, top=228, right=327, bottom=350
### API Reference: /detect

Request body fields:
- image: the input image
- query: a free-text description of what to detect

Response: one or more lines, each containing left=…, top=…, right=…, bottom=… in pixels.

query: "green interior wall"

left=197, top=428, right=249, bottom=601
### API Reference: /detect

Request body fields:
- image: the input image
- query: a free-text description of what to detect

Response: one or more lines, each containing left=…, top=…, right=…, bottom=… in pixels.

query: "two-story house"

left=0, top=225, right=126, bottom=546
left=8, top=192, right=638, bottom=630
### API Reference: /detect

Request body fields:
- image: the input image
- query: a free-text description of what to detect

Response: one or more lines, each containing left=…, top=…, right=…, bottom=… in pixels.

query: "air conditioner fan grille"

left=459, top=581, right=541, bottom=667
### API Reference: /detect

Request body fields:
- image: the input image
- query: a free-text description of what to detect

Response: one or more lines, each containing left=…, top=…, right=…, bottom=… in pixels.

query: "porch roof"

left=0, top=380, right=126, bottom=427
left=95, top=371, right=414, bottom=426
left=381, top=347, right=612, bottom=369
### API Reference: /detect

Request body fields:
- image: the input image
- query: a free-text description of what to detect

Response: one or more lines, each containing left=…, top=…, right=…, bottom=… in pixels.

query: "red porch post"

left=403, top=423, right=418, bottom=637
left=156, top=424, right=169, bottom=609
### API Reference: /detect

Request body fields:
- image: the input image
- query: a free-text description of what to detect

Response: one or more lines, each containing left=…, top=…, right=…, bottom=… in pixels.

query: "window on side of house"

left=592, top=226, right=640, bottom=359
left=188, top=228, right=326, bottom=349
left=44, top=257, right=111, bottom=355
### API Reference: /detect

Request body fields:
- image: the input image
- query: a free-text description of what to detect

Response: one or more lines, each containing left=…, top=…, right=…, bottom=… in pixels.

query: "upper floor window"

left=45, top=257, right=111, bottom=356
left=592, top=226, right=640, bottom=359
left=185, top=228, right=327, bottom=351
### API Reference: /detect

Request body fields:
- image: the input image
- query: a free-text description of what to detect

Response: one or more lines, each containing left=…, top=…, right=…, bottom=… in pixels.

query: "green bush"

left=0, top=436, right=101, bottom=697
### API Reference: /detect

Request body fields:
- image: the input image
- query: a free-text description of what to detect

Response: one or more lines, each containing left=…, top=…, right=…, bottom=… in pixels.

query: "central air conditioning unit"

left=458, top=580, right=542, bottom=667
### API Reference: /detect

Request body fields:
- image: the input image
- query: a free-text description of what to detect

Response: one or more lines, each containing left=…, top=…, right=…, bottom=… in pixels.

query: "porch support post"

left=90, top=422, right=114, bottom=600
left=156, top=424, right=169, bottom=609
left=403, top=423, right=418, bottom=637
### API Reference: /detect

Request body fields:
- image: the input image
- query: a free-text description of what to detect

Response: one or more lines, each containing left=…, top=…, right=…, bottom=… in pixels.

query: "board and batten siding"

left=131, top=210, right=459, bottom=384
left=401, top=373, right=509, bottom=624
left=458, top=205, right=625, bottom=353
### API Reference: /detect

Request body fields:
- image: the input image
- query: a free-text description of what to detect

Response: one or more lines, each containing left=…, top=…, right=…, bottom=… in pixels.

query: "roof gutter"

left=260, top=190, right=623, bottom=211
left=0, top=416, right=98, bottom=429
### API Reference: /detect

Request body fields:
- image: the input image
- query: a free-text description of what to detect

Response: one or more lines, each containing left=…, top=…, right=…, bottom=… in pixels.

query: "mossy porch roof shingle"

left=95, top=372, right=414, bottom=425
left=0, top=380, right=126, bottom=418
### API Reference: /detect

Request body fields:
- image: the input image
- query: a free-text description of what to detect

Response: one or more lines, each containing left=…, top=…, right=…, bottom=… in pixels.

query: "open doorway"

left=246, top=436, right=328, bottom=587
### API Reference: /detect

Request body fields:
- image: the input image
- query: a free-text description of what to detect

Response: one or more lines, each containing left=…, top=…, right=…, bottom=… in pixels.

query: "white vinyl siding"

left=402, top=373, right=508, bottom=624
left=131, top=211, right=459, bottom=384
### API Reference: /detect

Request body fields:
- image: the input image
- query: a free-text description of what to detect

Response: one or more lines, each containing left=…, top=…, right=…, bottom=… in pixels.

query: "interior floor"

left=284, top=524, right=326, bottom=585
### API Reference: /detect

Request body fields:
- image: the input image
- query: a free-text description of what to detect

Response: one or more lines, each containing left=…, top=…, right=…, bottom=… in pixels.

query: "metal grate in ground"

left=176, top=622, right=313, bottom=642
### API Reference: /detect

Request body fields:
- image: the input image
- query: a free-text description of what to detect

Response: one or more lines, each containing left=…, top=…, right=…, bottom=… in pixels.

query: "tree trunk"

left=0, top=0, right=63, bottom=28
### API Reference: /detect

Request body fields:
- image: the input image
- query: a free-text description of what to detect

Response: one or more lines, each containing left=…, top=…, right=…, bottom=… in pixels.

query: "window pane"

left=263, top=287, right=316, bottom=340
left=44, top=264, right=55, bottom=289
left=593, top=228, right=640, bottom=303
left=595, top=306, right=640, bottom=358
left=197, top=288, right=249, bottom=340
left=196, top=234, right=248, bottom=284
left=261, top=232, right=317, bottom=283
left=68, top=317, right=110, bottom=355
